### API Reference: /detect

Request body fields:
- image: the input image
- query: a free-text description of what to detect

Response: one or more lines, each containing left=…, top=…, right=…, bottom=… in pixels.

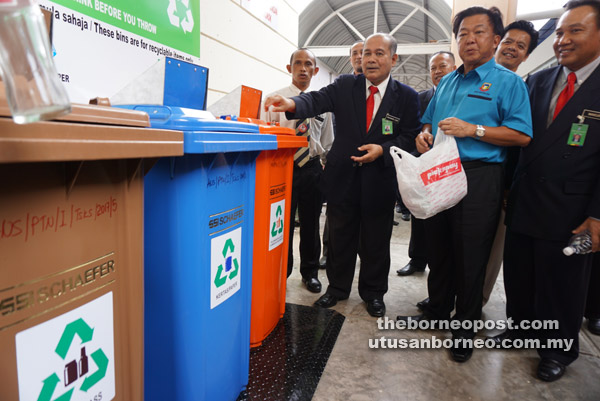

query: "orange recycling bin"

left=239, top=118, right=307, bottom=347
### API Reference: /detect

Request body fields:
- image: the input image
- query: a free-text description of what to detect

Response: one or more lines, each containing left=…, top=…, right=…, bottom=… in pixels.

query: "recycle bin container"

left=0, top=95, right=183, bottom=401
left=233, top=117, right=307, bottom=347
left=119, top=106, right=277, bottom=401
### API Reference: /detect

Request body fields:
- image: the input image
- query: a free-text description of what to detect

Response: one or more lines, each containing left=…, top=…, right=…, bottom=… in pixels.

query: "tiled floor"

left=285, top=207, right=600, bottom=401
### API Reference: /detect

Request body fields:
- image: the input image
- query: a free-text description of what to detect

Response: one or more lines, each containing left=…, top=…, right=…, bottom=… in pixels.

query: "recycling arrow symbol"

left=167, top=0, right=195, bottom=33
left=38, top=375, right=73, bottom=401
left=37, top=318, right=109, bottom=401
left=271, top=205, right=284, bottom=237
left=55, top=319, right=93, bottom=359
left=80, top=349, right=109, bottom=392
left=214, top=238, right=239, bottom=288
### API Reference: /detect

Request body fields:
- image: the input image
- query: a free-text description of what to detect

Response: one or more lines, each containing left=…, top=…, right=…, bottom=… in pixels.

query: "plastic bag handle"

left=432, top=128, right=450, bottom=147
left=389, top=145, right=413, bottom=161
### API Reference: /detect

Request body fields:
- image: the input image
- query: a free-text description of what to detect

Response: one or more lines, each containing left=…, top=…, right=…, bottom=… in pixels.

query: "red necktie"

left=366, top=85, right=379, bottom=132
left=553, top=72, right=576, bottom=120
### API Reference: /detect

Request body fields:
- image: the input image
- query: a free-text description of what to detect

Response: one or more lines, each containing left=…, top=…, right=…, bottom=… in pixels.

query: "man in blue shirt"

left=398, top=6, right=533, bottom=363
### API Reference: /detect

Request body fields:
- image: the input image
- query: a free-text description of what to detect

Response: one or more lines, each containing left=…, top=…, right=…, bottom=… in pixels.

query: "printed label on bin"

left=15, top=292, right=116, bottom=401
left=269, top=200, right=285, bottom=251
left=211, top=228, right=242, bottom=309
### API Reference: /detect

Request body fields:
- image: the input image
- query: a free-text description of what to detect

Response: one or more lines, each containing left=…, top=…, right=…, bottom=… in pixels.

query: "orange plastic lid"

left=222, top=116, right=306, bottom=148
left=233, top=117, right=295, bottom=136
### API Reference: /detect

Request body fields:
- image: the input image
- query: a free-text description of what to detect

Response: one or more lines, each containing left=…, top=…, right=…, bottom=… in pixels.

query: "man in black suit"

left=264, top=33, right=421, bottom=317
left=503, top=0, right=600, bottom=382
left=320, top=40, right=366, bottom=270
left=397, top=51, right=456, bottom=278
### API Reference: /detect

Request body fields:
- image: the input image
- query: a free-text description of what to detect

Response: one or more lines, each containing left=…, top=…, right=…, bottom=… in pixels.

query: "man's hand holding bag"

left=390, top=129, right=467, bottom=219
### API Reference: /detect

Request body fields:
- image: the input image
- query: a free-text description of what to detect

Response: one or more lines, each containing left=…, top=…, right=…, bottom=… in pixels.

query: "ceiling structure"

left=300, top=0, right=453, bottom=92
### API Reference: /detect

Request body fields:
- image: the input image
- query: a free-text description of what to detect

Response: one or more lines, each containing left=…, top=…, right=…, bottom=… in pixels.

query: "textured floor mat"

left=242, top=303, right=345, bottom=401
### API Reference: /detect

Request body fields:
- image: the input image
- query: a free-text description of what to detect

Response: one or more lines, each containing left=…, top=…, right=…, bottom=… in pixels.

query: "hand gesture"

left=264, top=95, right=296, bottom=113
left=416, top=131, right=434, bottom=153
left=350, top=144, right=383, bottom=164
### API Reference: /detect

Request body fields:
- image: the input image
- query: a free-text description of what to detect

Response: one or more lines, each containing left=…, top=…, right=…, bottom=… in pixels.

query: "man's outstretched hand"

left=264, top=95, right=296, bottom=113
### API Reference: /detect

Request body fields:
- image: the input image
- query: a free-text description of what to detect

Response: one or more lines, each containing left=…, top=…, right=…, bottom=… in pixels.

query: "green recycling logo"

left=268, top=200, right=285, bottom=251
left=36, top=318, right=108, bottom=401
left=15, top=292, right=115, bottom=401
left=271, top=205, right=284, bottom=238
left=211, top=227, right=242, bottom=308
left=214, top=238, right=240, bottom=288
left=167, top=0, right=195, bottom=33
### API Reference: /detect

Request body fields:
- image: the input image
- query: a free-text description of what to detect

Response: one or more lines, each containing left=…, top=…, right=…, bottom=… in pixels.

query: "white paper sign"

left=16, top=292, right=116, bottom=401
left=210, top=227, right=242, bottom=309
left=38, top=1, right=200, bottom=104
left=268, top=199, right=285, bottom=251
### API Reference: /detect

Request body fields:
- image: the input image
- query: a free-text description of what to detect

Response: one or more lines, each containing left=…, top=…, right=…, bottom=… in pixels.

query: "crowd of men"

left=262, top=0, right=600, bottom=383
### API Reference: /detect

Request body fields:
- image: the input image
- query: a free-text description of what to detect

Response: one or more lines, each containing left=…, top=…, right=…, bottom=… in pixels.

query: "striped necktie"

left=294, top=118, right=311, bottom=168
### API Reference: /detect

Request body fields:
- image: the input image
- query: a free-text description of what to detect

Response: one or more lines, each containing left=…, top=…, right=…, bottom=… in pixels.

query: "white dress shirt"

left=365, top=74, right=391, bottom=130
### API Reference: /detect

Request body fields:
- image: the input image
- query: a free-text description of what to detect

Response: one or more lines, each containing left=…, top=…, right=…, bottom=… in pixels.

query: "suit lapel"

left=353, top=76, right=367, bottom=136
left=534, top=67, right=560, bottom=129
left=367, top=78, right=399, bottom=136
left=426, top=88, right=434, bottom=104
left=425, top=88, right=434, bottom=113
left=523, top=64, right=600, bottom=166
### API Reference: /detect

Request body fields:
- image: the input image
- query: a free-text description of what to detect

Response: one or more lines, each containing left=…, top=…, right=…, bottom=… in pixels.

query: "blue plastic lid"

left=182, top=131, right=277, bottom=154
left=116, top=105, right=260, bottom=133
left=115, top=105, right=276, bottom=154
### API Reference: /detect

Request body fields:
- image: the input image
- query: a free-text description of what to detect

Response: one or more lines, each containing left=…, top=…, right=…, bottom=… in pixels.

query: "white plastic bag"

left=390, top=129, right=467, bottom=219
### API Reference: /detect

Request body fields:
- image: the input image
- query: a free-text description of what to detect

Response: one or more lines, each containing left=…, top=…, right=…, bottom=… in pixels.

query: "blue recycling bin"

left=119, top=106, right=277, bottom=401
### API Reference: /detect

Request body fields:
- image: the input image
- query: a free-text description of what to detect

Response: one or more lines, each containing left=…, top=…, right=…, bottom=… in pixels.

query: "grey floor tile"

left=285, top=208, right=600, bottom=401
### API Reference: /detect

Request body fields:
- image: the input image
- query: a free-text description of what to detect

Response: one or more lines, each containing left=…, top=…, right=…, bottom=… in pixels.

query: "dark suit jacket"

left=506, top=64, right=600, bottom=241
left=287, top=74, right=421, bottom=206
left=418, top=87, right=435, bottom=117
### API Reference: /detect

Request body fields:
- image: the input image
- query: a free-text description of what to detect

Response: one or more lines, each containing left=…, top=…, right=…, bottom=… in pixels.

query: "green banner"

left=51, top=0, right=200, bottom=57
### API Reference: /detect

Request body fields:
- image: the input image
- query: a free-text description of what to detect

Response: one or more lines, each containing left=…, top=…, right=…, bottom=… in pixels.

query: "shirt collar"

left=456, top=57, right=496, bottom=79
left=365, top=74, right=391, bottom=98
left=289, top=83, right=306, bottom=95
left=563, top=54, right=600, bottom=86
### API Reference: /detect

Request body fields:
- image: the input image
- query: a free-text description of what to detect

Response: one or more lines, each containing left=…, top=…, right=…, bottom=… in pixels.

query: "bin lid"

left=232, top=117, right=307, bottom=149
left=0, top=85, right=183, bottom=163
left=117, top=105, right=260, bottom=133
left=234, top=117, right=295, bottom=136
left=116, top=105, right=277, bottom=154
left=0, top=99, right=150, bottom=127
